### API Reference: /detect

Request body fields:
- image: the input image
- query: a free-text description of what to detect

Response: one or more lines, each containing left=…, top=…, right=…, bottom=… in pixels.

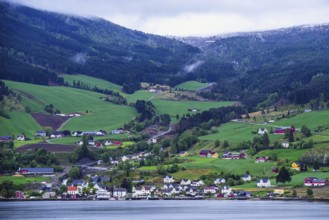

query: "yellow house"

left=179, top=151, right=189, bottom=157
left=212, top=152, right=219, bottom=158
left=291, top=162, right=302, bottom=171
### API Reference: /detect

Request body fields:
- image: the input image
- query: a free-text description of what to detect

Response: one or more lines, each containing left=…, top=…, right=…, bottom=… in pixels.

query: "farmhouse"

left=242, top=174, right=251, bottom=182
left=199, top=150, right=218, bottom=158
left=222, top=151, right=246, bottom=159
left=281, top=142, right=289, bottom=148
left=258, top=128, right=268, bottom=135
left=291, top=162, right=303, bottom=171
left=72, top=131, right=83, bottom=137
left=17, top=167, right=54, bottom=175
left=179, top=151, right=189, bottom=157
left=255, top=156, right=270, bottom=163
left=16, top=134, right=25, bottom=141
left=50, top=131, right=63, bottom=138
left=274, top=127, right=295, bottom=135
left=304, top=177, right=328, bottom=187
left=0, top=136, right=12, bottom=141
left=257, top=178, right=271, bottom=188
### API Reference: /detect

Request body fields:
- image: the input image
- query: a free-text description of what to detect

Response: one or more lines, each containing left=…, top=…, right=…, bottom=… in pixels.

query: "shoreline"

left=1, top=197, right=329, bottom=202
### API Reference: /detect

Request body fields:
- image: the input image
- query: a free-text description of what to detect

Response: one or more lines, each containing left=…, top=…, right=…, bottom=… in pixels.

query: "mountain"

left=1, top=1, right=329, bottom=108
left=181, top=25, right=329, bottom=108
left=0, top=2, right=199, bottom=91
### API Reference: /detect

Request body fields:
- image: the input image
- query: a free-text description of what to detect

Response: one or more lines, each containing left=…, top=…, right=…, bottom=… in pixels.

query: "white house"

left=180, top=179, right=191, bottom=185
left=204, top=186, right=217, bottom=194
left=132, top=186, right=152, bottom=197
left=96, top=189, right=111, bottom=199
left=191, top=180, right=204, bottom=187
left=258, top=128, right=268, bottom=135
left=242, top=174, right=251, bottom=182
left=281, top=142, right=289, bottom=148
left=67, top=186, right=79, bottom=195
left=104, top=140, right=112, bottom=146
left=113, top=188, right=127, bottom=198
left=163, top=175, right=175, bottom=183
left=257, top=178, right=271, bottom=188
left=16, top=134, right=25, bottom=141
left=214, top=178, right=226, bottom=185
left=221, top=185, right=232, bottom=195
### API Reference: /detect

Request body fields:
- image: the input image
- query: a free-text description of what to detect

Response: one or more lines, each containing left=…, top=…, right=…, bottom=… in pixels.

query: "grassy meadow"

left=175, top=81, right=208, bottom=91
left=0, top=175, right=50, bottom=185
left=61, top=74, right=122, bottom=92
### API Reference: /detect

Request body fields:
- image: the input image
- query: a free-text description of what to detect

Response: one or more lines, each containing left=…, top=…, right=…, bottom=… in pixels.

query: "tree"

left=223, top=140, right=229, bottom=148
left=215, top=140, right=220, bottom=148
left=276, top=167, right=291, bottom=184
left=262, top=132, right=270, bottom=148
left=0, top=180, right=15, bottom=198
left=68, top=166, right=82, bottom=179
left=313, top=161, right=320, bottom=171
left=301, top=125, right=312, bottom=137
left=120, top=178, right=132, bottom=193
left=306, top=187, right=313, bottom=198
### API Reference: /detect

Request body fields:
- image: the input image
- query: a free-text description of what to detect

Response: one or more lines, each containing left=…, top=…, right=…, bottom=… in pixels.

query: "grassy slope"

left=61, top=74, right=122, bottom=92
left=175, top=81, right=208, bottom=91
left=152, top=99, right=234, bottom=122
left=0, top=176, right=50, bottom=185
left=199, top=122, right=282, bottom=145
left=0, top=111, right=41, bottom=137
left=272, top=111, right=329, bottom=130
left=125, top=90, right=155, bottom=104
left=4, top=80, right=137, bottom=132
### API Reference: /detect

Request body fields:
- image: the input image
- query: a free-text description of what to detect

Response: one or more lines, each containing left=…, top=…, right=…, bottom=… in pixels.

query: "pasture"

left=61, top=74, right=122, bottom=92
left=0, top=111, right=41, bottom=137
left=199, top=121, right=283, bottom=146
left=0, top=176, right=50, bottom=185
left=175, top=81, right=208, bottom=91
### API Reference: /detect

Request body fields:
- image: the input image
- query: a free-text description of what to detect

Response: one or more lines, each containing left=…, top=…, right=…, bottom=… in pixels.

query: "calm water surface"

left=0, top=200, right=328, bottom=220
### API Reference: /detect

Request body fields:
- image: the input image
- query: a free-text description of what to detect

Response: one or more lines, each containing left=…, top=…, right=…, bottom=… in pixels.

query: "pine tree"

left=263, top=132, right=270, bottom=148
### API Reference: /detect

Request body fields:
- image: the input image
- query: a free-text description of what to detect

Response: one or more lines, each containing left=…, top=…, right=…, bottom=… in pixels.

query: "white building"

left=163, top=175, right=175, bottom=183
left=257, top=178, right=271, bottom=188
left=113, top=188, right=127, bottom=198
left=214, top=178, right=226, bottom=185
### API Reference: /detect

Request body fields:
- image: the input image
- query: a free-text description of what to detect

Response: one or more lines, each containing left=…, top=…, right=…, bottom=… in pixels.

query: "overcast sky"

left=10, top=0, right=329, bottom=36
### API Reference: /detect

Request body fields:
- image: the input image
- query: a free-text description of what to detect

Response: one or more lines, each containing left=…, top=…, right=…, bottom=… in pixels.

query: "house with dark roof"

left=35, top=131, right=47, bottom=137
left=113, top=188, right=127, bottom=198
left=242, top=174, right=251, bottom=182
left=257, top=178, right=271, bottom=188
left=163, top=175, right=175, bottom=183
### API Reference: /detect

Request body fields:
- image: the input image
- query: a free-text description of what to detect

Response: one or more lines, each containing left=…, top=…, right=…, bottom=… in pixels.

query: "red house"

left=274, top=127, right=295, bottom=135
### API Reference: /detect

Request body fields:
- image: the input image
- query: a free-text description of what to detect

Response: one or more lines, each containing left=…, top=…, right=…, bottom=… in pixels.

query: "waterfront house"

left=204, top=186, right=217, bottom=194
left=113, top=188, right=127, bottom=198
left=256, top=178, right=271, bottom=188
left=96, top=189, right=111, bottom=199
left=221, top=185, right=232, bottom=195
left=191, top=180, right=204, bottom=187
left=67, top=186, right=79, bottom=195
left=132, top=186, right=152, bottom=197
left=304, top=177, right=328, bottom=187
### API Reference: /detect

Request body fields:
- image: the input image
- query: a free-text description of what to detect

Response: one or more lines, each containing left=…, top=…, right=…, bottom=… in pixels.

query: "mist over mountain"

left=1, top=1, right=329, bottom=107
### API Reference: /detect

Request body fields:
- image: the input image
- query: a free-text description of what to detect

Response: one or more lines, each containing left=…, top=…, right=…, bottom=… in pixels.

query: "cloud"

left=184, top=60, right=204, bottom=73
left=9, top=0, right=329, bottom=36
left=72, top=52, right=87, bottom=65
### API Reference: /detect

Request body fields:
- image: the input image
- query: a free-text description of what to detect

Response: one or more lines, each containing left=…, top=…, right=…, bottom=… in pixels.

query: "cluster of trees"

left=134, top=100, right=156, bottom=121
left=44, top=104, right=60, bottom=114
left=299, top=148, right=329, bottom=167
left=177, top=106, right=245, bottom=133
left=0, top=142, right=59, bottom=172
left=170, top=130, right=198, bottom=154
left=69, top=136, right=95, bottom=163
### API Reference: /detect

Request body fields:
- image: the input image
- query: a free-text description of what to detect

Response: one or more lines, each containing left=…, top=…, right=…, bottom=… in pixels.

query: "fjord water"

left=0, top=200, right=328, bottom=220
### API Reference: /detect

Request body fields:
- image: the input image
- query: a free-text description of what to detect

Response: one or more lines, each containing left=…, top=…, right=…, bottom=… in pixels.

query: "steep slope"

left=0, top=2, right=199, bottom=89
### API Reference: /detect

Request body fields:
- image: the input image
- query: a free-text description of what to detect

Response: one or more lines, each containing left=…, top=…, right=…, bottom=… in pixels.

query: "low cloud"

left=184, top=60, right=204, bottom=73
left=72, top=52, right=87, bottom=65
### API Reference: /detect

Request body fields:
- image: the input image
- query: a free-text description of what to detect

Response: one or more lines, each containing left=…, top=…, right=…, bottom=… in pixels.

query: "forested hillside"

left=0, top=2, right=199, bottom=92
left=2, top=1, right=329, bottom=108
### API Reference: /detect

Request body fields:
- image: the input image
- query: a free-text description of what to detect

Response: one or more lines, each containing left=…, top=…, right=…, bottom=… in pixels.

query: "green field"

left=199, top=121, right=283, bottom=146
left=0, top=111, right=41, bottom=137
left=152, top=99, right=234, bottom=122
left=175, top=81, right=208, bottom=91
left=61, top=74, right=122, bottom=92
left=126, top=90, right=155, bottom=104
left=0, top=176, right=50, bottom=185
left=4, top=80, right=138, bottom=132
left=272, top=110, right=329, bottom=130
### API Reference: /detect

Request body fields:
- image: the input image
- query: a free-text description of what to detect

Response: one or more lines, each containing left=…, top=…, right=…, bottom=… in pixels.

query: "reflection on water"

left=0, top=200, right=328, bottom=220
